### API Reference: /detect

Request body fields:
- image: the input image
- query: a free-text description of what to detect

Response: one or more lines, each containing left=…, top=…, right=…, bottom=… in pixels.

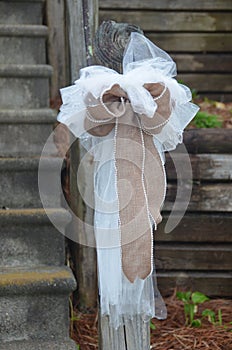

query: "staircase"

left=0, top=1, right=77, bottom=349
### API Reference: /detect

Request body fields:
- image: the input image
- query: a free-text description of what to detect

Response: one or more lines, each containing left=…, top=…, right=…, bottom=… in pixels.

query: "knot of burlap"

left=84, top=83, right=171, bottom=283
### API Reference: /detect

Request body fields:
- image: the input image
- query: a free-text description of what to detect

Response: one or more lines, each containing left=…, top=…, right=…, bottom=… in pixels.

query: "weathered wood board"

left=147, top=33, right=232, bottom=52
left=155, top=243, right=232, bottom=270
left=156, top=213, right=232, bottom=243
left=99, top=316, right=127, bottom=350
left=100, top=0, right=232, bottom=11
left=46, top=0, right=68, bottom=102
left=172, top=54, right=232, bottom=73
left=165, top=153, right=232, bottom=180
left=99, top=1, right=232, bottom=99
left=99, top=314, right=150, bottom=350
left=100, top=11, right=232, bottom=32
left=183, top=129, right=232, bottom=154
left=164, top=182, right=232, bottom=212
left=67, top=0, right=98, bottom=311
left=198, top=93, right=232, bottom=102
left=157, top=271, right=232, bottom=297
left=177, top=74, right=232, bottom=92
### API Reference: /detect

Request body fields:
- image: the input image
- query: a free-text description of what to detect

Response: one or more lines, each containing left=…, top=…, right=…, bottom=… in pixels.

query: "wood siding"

left=156, top=130, right=232, bottom=297
left=99, top=0, right=232, bottom=101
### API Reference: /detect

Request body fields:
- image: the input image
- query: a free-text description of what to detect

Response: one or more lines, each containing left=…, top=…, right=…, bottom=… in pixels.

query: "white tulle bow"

left=71, top=32, right=192, bottom=119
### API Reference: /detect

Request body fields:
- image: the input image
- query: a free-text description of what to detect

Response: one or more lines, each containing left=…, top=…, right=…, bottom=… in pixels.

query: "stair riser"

left=0, top=165, right=62, bottom=209
left=0, top=77, right=49, bottom=108
left=0, top=295, right=69, bottom=342
left=0, top=37, right=46, bottom=64
left=0, top=224, right=65, bottom=267
left=0, top=340, right=77, bottom=350
left=0, top=123, right=55, bottom=156
left=0, top=2, right=43, bottom=25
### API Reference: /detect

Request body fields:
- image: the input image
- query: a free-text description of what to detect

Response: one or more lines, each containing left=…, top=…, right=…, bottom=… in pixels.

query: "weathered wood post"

left=93, top=21, right=151, bottom=350
left=46, top=0, right=68, bottom=106
left=65, top=7, right=151, bottom=347
left=66, top=0, right=99, bottom=311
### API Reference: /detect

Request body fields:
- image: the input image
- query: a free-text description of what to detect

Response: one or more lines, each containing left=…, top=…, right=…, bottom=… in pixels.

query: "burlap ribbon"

left=84, top=83, right=171, bottom=283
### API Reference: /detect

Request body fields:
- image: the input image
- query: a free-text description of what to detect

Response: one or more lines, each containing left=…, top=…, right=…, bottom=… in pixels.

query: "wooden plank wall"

left=99, top=0, right=232, bottom=101
left=156, top=130, right=232, bottom=298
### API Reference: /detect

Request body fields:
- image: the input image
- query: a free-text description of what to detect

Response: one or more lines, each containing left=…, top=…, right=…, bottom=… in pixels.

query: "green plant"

left=69, top=297, right=80, bottom=338
left=202, top=309, right=216, bottom=324
left=193, top=111, right=223, bottom=128
left=150, top=321, right=156, bottom=330
left=191, top=88, right=199, bottom=100
left=218, top=308, right=223, bottom=326
left=202, top=308, right=223, bottom=326
left=176, top=291, right=209, bottom=327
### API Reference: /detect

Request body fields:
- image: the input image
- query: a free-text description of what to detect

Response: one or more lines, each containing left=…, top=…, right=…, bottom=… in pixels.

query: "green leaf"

left=71, top=316, right=80, bottom=321
left=192, top=111, right=223, bottom=129
left=184, top=303, right=195, bottom=325
left=192, top=292, right=209, bottom=304
left=218, top=309, right=223, bottom=326
left=191, top=319, right=202, bottom=327
left=150, top=321, right=156, bottom=330
left=176, top=291, right=185, bottom=301
left=202, top=309, right=216, bottom=324
left=189, top=304, right=195, bottom=324
left=183, top=303, right=190, bottom=324
left=191, top=88, right=199, bottom=100
left=176, top=291, right=191, bottom=303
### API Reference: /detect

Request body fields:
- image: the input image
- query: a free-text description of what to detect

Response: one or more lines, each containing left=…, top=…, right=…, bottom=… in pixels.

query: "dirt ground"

left=70, top=293, right=232, bottom=350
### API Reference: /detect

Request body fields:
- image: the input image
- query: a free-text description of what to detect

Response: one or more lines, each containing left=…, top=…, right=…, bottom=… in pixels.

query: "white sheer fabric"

left=82, top=131, right=167, bottom=328
left=57, top=32, right=199, bottom=328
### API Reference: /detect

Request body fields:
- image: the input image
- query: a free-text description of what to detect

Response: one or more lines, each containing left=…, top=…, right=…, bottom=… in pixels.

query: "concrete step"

left=0, top=340, right=77, bottom=350
left=0, top=25, right=47, bottom=64
left=0, top=109, right=57, bottom=156
left=0, top=266, right=77, bottom=343
left=0, top=64, right=52, bottom=108
left=0, top=1, right=44, bottom=25
left=0, top=209, right=71, bottom=267
left=0, top=157, right=62, bottom=209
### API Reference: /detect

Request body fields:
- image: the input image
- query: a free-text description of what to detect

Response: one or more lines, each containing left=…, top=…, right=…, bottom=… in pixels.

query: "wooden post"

left=66, top=0, right=99, bottom=311
left=99, top=316, right=150, bottom=350
left=46, top=0, right=68, bottom=106
left=66, top=8, right=150, bottom=347
left=94, top=21, right=150, bottom=350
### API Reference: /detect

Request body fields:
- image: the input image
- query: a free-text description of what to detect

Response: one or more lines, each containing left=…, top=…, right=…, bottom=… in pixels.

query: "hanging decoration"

left=57, top=32, right=199, bottom=328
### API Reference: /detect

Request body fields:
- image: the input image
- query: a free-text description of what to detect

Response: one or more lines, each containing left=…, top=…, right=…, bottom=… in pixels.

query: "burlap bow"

left=84, top=82, right=171, bottom=283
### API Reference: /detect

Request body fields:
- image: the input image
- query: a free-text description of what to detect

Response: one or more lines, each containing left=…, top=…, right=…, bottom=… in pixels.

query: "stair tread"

left=3, top=0, right=45, bottom=2
left=0, top=156, right=62, bottom=169
left=0, top=265, right=76, bottom=293
left=0, top=24, right=47, bottom=36
left=0, top=64, right=53, bottom=77
left=0, top=108, right=57, bottom=123
left=0, top=208, right=71, bottom=227
left=0, top=208, right=70, bottom=224
left=0, top=339, right=77, bottom=350
left=0, top=264, right=72, bottom=276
